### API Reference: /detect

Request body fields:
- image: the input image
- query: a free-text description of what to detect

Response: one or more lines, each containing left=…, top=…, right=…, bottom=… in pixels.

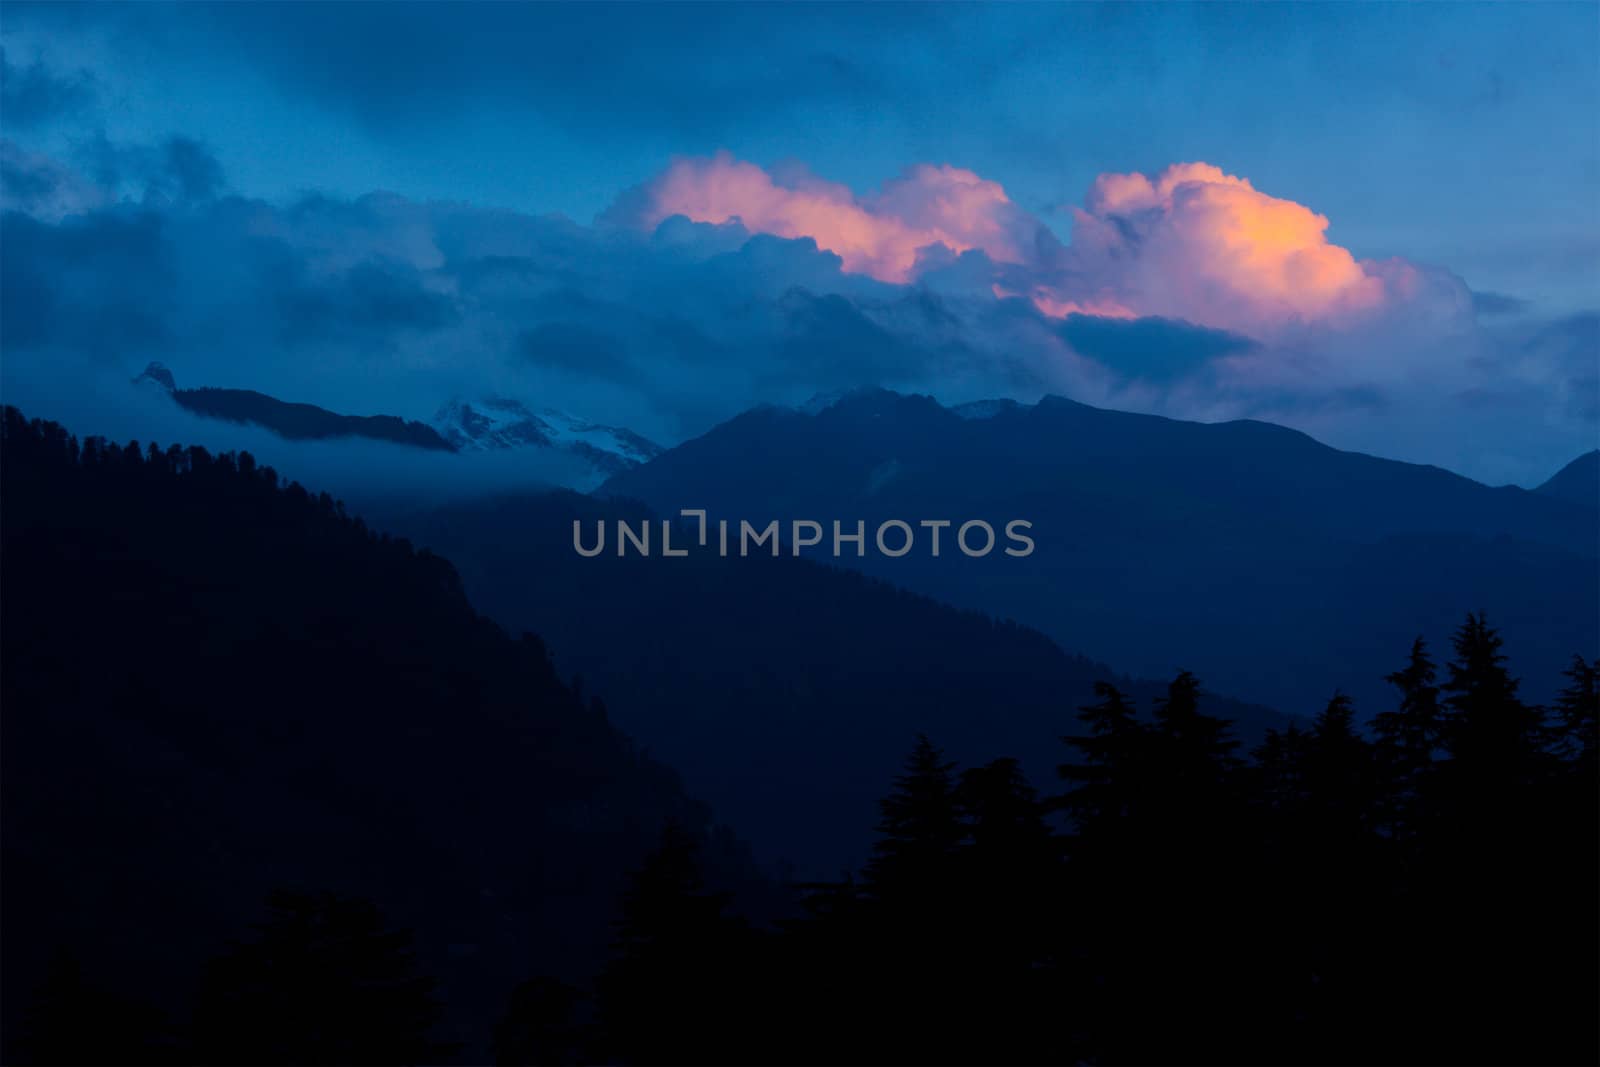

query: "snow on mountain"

left=432, top=398, right=661, bottom=476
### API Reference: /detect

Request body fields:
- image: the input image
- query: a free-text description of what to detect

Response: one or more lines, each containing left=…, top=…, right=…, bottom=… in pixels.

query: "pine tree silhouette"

left=16, top=952, right=174, bottom=1066
left=192, top=891, right=449, bottom=1066
left=953, top=758, right=1065, bottom=1063
left=594, top=823, right=756, bottom=1065
left=1303, top=693, right=1375, bottom=834
left=493, top=977, right=588, bottom=1067
left=1058, top=681, right=1147, bottom=837
left=864, top=734, right=962, bottom=899
left=1373, top=637, right=1442, bottom=840
left=1440, top=612, right=1550, bottom=785
left=1554, top=654, right=1598, bottom=765
left=1148, top=670, right=1240, bottom=824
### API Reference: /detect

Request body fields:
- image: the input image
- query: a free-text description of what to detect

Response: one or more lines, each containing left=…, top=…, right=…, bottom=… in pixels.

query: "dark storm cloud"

left=1470, top=289, right=1532, bottom=317
left=0, top=48, right=96, bottom=129
left=2, top=135, right=1596, bottom=487
left=517, top=322, right=639, bottom=386
left=0, top=207, right=173, bottom=355
left=1522, top=312, right=1600, bottom=424
left=77, top=132, right=227, bottom=203
left=163, top=138, right=226, bottom=202
left=1056, top=315, right=1256, bottom=382
left=275, top=261, right=459, bottom=342
left=13, top=3, right=914, bottom=140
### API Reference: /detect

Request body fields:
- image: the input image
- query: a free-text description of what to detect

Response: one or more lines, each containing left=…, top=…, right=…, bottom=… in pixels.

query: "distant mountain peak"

left=133, top=362, right=176, bottom=392
left=432, top=396, right=661, bottom=476
left=1535, top=449, right=1599, bottom=508
left=433, top=398, right=554, bottom=451
left=950, top=398, right=1024, bottom=421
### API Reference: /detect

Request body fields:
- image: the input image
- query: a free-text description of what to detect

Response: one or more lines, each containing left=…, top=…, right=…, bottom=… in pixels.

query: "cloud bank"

left=625, top=154, right=1475, bottom=343
left=1, top=134, right=1593, bottom=488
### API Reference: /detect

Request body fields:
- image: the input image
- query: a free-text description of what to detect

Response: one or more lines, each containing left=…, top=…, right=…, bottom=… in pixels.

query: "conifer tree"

left=1304, top=692, right=1374, bottom=831
left=1058, top=682, right=1146, bottom=836
left=1252, top=722, right=1312, bottom=827
left=1373, top=637, right=1442, bottom=838
left=1440, top=613, right=1550, bottom=789
left=192, top=891, right=449, bottom=1066
left=864, top=734, right=962, bottom=898
left=1149, top=670, right=1239, bottom=810
left=1554, top=654, right=1598, bottom=766
left=595, top=823, right=754, bottom=1064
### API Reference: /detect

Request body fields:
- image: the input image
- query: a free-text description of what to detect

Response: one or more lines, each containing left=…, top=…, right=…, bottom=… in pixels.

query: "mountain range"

left=1536, top=449, right=1600, bottom=510
left=601, top=388, right=1598, bottom=714
left=392, top=490, right=1289, bottom=878
left=133, top=363, right=659, bottom=483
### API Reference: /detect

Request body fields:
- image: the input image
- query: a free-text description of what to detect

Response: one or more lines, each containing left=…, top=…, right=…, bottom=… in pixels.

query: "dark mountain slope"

left=0, top=407, right=756, bottom=1057
left=600, top=390, right=1598, bottom=712
left=171, top=385, right=456, bottom=450
left=134, top=360, right=453, bottom=450
left=394, top=491, right=1289, bottom=879
left=1536, top=449, right=1599, bottom=510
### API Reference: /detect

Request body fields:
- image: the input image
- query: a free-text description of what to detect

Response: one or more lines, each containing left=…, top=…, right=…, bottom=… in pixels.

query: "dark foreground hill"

left=0, top=407, right=759, bottom=1060
left=394, top=491, right=1289, bottom=879
left=602, top=389, right=1598, bottom=714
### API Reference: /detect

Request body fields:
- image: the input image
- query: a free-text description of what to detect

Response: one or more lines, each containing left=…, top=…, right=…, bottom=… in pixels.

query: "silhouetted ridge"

left=1536, top=449, right=1599, bottom=509
left=0, top=406, right=757, bottom=1060
left=393, top=489, right=1288, bottom=879
left=602, top=388, right=1598, bottom=713
left=171, top=386, right=456, bottom=450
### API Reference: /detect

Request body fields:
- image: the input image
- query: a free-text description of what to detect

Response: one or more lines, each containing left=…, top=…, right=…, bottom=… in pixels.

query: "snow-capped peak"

left=432, top=396, right=662, bottom=476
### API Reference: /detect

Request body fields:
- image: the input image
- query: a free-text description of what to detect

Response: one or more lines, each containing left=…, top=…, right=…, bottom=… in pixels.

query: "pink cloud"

left=630, top=151, right=1037, bottom=283
left=622, top=153, right=1468, bottom=340
left=1052, top=162, right=1443, bottom=336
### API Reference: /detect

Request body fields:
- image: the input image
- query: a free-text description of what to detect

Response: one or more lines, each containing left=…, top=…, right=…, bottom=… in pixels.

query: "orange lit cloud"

left=1053, top=161, right=1424, bottom=335
left=632, top=152, right=1035, bottom=283
left=625, top=154, right=1464, bottom=339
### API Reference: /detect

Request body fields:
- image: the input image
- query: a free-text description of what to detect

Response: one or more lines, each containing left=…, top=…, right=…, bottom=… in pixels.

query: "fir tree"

left=1373, top=637, right=1442, bottom=838
left=1058, top=682, right=1146, bottom=835
left=864, top=734, right=962, bottom=897
left=1440, top=613, right=1551, bottom=789
left=595, top=823, right=754, bottom=1064
left=192, top=891, right=449, bottom=1066
left=1554, top=654, right=1598, bottom=765
left=1148, top=670, right=1239, bottom=814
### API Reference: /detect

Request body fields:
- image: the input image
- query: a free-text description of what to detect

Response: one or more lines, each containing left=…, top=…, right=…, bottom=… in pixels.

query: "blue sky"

left=2, top=2, right=1597, bottom=484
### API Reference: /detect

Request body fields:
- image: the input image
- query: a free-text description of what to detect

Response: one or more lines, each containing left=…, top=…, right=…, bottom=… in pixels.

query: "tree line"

left=27, top=617, right=1586, bottom=1065
left=555, top=618, right=1594, bottom=1065
left=5, top=406, right=1595, bottom=1064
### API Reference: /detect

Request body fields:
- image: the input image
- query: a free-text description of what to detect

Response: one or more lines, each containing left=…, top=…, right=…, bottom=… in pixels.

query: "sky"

left=1, top=1, right=1597, bottom=486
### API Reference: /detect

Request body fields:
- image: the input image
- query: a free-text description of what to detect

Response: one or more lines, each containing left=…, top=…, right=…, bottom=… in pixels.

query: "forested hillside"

left=0, top=407, right=761, bottom=1061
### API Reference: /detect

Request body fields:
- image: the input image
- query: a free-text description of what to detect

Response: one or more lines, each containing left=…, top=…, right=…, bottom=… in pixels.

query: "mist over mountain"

left=128, top=362, right=659, bottom=486
left=602, top=389, right=1599, bottom=714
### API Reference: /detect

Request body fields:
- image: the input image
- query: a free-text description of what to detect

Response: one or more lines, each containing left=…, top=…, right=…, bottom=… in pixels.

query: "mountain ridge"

left=601, top=387, right=1598, bottom=713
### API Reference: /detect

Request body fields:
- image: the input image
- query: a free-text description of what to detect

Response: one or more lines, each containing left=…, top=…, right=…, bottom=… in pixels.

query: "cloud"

left=0, top=139, right=107, bottom=220
left=77, top=133, right=228, bottom=204
left=0, top=48, right=97, bottom=129
left=0, top=139, right=1591, bottom=488
left=1055, top=314, right=1256, bottom=383
left=1470, top=289, right=1531, bottom=317
left=616, top=153, right=1473, bottom=343
left=1051, top=162, right=1471, bottom=337
left=614, top=152, right=1048, bottom=284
